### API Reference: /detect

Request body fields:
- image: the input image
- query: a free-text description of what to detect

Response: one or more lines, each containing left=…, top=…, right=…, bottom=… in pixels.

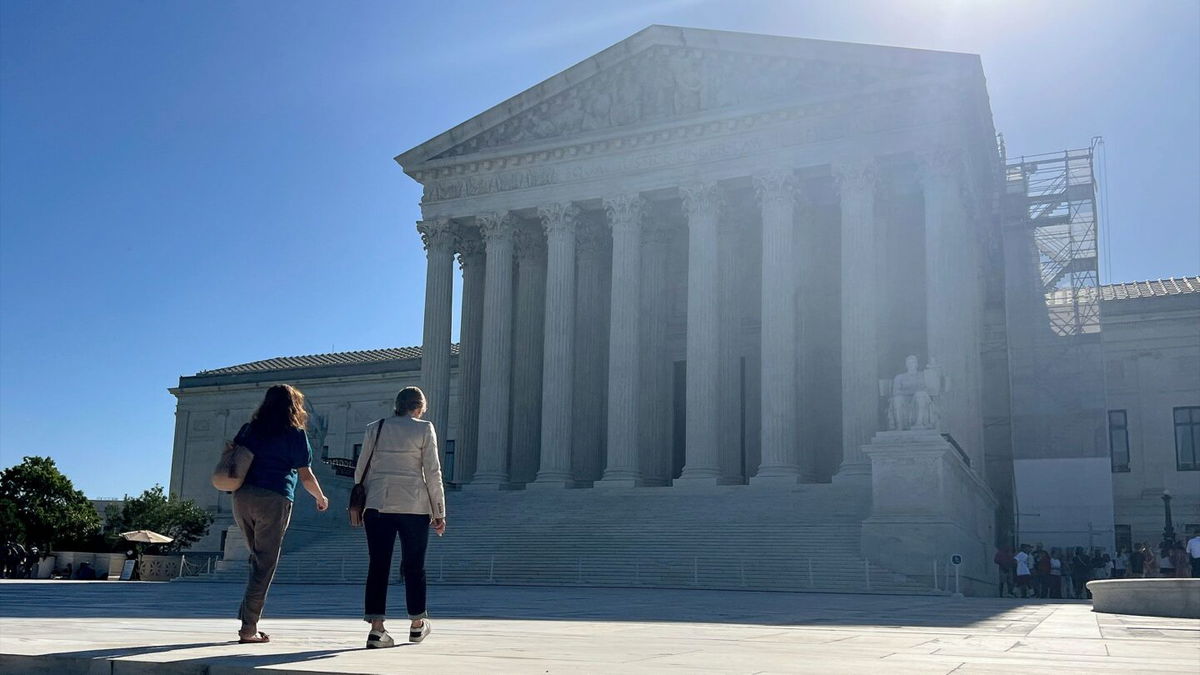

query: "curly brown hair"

left=250, top=384, right=309, bottom=435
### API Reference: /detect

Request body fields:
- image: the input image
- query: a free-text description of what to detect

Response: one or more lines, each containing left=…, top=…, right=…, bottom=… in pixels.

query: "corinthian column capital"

left=833, top=157, right=879, bottom=196
left=679, top=181, right=723, bottom=221
left=417, top=218, right=456, bottom=253
left=575, top=217, right=611, bottom=258
left=752, top=168, right=799, bottom=208
left=456, top=231, right=485, bottom=270
left=513, top=224, right=547, bottom=263
left=477, top=211, right=517, bottom=243
left=602, top=193, right=645, bottom=234
left=537, top=201, right=580, bottom=238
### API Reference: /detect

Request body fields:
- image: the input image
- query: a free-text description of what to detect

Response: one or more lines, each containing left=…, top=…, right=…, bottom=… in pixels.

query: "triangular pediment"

left=397, top=26, right=980, bottom=170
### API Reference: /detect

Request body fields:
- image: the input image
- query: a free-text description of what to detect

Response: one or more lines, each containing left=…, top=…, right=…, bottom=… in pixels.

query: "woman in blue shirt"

left=230, top=384, right=328, bottom=643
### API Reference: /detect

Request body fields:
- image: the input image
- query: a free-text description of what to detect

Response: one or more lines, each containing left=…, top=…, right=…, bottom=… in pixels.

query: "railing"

left=174, top=553, right=222, bottom=579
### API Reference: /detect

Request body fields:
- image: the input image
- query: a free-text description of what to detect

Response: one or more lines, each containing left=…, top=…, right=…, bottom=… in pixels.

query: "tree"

left=103, top=485, right=213, bottom=553
left=0, top=456, right=101, bottom=550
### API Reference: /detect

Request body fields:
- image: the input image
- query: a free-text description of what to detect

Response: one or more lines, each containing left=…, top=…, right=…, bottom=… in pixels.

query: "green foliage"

left=0, top=456, right=102, bottom=550
left=103, top=485, right=213, bottom=553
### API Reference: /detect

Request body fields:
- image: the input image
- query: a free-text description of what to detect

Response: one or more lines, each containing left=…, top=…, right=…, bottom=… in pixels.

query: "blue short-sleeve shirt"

left=234, top=423, right=312, bottom=501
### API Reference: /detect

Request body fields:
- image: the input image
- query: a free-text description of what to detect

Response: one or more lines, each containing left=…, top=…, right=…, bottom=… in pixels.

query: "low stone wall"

left=50, top=552, right=129, bottom=579
left=49, top=552, right=182, bottom=581
left=1088, top=578, right=1200, bottom=619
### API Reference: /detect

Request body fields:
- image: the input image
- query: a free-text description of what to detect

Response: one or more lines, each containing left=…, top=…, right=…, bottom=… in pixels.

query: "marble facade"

left=400, top=26, right=997, bottom=489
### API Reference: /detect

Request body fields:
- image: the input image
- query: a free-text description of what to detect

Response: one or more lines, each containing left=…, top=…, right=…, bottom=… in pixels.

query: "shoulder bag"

left=348, top=418, right=385, bottom=527
left=211, top=424, right=255, bottom=492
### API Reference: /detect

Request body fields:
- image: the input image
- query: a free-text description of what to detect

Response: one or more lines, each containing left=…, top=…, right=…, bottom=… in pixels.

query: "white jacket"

left=353, top=416, right=446, bottom=519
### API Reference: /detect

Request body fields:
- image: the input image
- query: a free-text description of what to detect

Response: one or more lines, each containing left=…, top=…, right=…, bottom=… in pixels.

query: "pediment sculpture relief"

left=433, top=45, right=904, bottom=160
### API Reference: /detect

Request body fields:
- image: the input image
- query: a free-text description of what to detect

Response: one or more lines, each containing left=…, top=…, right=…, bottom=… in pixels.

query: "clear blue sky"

left=1, top=0, right=1197, bottom=498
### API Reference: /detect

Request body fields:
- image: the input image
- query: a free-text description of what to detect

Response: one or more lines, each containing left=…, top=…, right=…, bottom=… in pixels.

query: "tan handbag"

left=211, top=425, right=255, bottom=492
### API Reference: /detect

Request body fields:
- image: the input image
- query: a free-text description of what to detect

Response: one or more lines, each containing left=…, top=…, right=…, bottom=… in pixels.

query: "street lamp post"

left=1161, top=490, right=1176, bottom=550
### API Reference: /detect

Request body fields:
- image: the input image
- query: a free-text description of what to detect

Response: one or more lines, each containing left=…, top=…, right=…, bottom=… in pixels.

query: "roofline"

left=174, top=354, right=435, bottom=393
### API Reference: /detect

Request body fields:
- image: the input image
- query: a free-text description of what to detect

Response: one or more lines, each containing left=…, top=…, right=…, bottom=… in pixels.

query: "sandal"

left=238, top=631, right=270, bottom=644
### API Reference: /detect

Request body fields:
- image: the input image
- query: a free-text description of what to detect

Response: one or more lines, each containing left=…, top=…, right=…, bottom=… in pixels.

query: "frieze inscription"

left=421, top=91, right=950, bottom=203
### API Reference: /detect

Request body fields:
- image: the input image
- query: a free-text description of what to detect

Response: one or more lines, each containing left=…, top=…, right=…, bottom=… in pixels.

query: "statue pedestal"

left=859, top=431, right=996, bottom=595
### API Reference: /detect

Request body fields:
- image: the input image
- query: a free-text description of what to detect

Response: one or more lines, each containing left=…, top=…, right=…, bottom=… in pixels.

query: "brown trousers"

left=232, top=484, right=293, bottom=626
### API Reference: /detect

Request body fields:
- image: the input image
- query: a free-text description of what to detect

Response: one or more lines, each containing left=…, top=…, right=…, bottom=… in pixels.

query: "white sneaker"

left=409, top=619, right=431, bottom=643
left=366, top=630, right=395, bottom=649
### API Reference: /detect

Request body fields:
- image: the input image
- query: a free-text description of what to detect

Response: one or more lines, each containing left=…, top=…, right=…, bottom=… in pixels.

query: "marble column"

left=572, top=217, right=611, bottom=484
left=920, top=147, right=982, bottom=470
left=834, top=158, right=880, bottom=482
left=960, top=194, right=986, bottom=474
left=676, top=181, right=722, bottom=484
left=471, top=211, right=517, bottom=487
left=418, top=218, right=456, bottom=462
left=510, top=224, right=547, bottom=484
left=638, top=210, right=674, bottom=484
left=455, top=233, right=486, bottom=483
left=717, top=196, right=745, bottom=484
left=597, top=193, right=645, bottom=487
left=752, top=169, right=802, bottom=482
left=533, top=202, right=579, bottom=487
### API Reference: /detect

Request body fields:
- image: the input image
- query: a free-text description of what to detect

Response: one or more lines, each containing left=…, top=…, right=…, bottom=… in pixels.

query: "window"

left=1108, top=410, right=1130, bottom=472
left=353, top=443, right=362, bottom=461
left=1175, top=407, right=1200, bottom=471
left=1114, top=525, right=1132, bottom=553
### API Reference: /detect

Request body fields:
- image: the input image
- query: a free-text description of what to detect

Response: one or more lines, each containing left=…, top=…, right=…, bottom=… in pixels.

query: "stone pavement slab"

left=1, top=581, right=1197, bottom=673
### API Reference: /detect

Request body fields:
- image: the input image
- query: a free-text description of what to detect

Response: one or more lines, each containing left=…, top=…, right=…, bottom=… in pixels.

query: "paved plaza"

left=1, top=581, right=1197, bottom=673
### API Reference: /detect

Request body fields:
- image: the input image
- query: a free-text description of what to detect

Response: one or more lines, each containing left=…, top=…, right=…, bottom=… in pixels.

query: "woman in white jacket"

left=354, top=386, right=447, bottom=648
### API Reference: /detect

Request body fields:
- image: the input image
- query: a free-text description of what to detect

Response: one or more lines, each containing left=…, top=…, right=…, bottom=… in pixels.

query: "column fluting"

left=752, top=169, right=802, bottom=482
left=472, top=211, right=517, bottom=487
left=920, top=147, right=985, bottom=471
left=598, top=193, right=645, bottom=486
left=638, top=210, right=675, bottom=484
left=834, top=158, right=880, bottom=480
left=455, top=233, right=486, bottom=483
left=677, top=181, right=723, bottom=484
left=418, top=218, right=457, bottom=465
left=534, top=202, right=579, bottom=486
left=572, top=217, right=611, bottom=484
left=716, top=196, right=745, bottom=483
left=509, top=224, right=547, bottom=485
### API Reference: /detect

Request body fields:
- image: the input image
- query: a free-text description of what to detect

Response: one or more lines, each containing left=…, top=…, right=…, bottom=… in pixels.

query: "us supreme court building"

left=169, top=27, right=1200, bottom=594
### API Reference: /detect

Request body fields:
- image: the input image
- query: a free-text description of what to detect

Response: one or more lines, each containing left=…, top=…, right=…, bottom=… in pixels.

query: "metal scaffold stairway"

left=1002, top=143, right=1102, bottom=336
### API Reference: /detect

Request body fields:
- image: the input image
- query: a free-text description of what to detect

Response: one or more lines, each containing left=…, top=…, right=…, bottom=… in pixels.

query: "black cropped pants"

left=363, top=509, right=430, bottom=621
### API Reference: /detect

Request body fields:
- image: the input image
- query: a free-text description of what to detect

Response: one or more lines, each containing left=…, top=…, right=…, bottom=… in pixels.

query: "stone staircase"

left=183, top=483, right=941, bottom=595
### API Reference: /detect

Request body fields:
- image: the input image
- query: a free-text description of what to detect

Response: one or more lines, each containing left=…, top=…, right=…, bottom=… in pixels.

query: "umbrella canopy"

left=119, top=530, right=173, bottom=544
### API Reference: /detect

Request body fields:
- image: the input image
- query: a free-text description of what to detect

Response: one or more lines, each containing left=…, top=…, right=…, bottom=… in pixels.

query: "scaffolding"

left=1000, top=139, right=1113, bottom=552
left=1003, top=144, right=1101, bottom=336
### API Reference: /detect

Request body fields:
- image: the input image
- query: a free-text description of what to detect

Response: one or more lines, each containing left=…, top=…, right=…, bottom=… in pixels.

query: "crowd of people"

left=2, top=542, right=42, bottom=579
left=995, top=534, right=1200, bottom=599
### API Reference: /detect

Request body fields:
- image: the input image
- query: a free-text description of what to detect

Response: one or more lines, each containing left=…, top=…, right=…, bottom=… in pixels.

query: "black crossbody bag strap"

left=356, top=418, right=385, bottom=485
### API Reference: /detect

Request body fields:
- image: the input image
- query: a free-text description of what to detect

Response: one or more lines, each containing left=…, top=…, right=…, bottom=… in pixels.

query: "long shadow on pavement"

left=0, top=580, right=1072, bottom=628
left=2, top=647, right=364, bottom=673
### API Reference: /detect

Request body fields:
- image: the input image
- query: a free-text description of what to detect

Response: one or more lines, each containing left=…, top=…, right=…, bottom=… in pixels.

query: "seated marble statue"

left=887, top=355, right=945, bottom=431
